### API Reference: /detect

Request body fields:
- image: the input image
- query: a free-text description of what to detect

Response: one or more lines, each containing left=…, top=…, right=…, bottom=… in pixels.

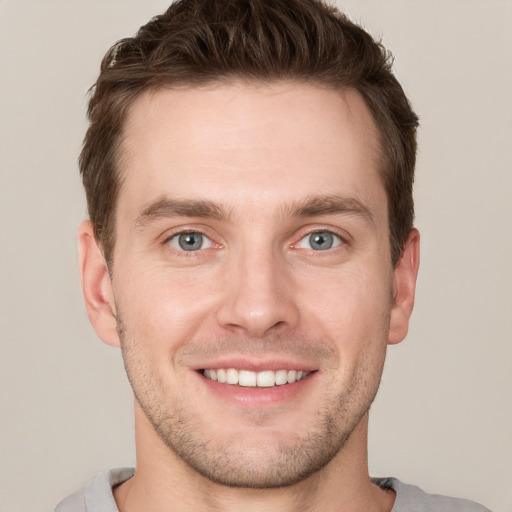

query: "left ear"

left=388, top=228, right=420, bottom=345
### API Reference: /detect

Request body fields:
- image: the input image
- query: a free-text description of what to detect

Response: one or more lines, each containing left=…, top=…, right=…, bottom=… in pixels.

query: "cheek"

left=296, top=264, right=392, bottom=382
left=299, top=264, right=393, bottom=333
left=114, top=264, right=223, bottom=349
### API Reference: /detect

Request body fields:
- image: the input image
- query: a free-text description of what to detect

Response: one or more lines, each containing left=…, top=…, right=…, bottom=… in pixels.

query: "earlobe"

left=78, top=220, right=121, bottom=348
left=388, top=228, right=420, bottom=345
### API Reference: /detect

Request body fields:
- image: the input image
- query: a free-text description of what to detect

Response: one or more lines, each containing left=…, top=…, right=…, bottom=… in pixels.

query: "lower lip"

left=196, top=371, right=316, bottom=407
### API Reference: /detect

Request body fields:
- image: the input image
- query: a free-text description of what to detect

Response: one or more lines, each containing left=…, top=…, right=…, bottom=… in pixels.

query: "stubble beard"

left=117, top=317, right=386, bottom=489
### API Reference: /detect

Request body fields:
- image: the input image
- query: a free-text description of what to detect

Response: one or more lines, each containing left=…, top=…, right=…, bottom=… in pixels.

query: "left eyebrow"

left=280, top=194, right=375, bottom=225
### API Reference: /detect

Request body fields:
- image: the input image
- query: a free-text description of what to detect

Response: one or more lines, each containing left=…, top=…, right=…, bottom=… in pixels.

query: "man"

left=56, top=0, right=491, bottom=510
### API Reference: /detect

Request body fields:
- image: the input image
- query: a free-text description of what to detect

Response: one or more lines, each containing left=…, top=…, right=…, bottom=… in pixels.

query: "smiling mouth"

left=202, top=368, right=312, bottom=387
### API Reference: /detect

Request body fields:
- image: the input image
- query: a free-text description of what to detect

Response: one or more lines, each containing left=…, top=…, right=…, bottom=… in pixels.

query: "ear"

left=388, top=228, right=420, bottom=345
left=78, top=220, right=121, bottom=347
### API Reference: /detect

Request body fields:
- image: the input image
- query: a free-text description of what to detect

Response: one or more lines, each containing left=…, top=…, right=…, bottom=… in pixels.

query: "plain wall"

left=0, top=1, right=510, bottom=511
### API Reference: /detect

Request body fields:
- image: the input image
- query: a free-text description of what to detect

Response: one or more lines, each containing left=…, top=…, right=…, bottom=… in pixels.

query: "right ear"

left=78, top=220, right=121, bottom=347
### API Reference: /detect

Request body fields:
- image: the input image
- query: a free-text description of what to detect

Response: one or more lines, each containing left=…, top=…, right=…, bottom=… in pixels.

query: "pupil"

left=179, top=233, right=202, bottom=251
left=310, top=232, right=333, bottom=250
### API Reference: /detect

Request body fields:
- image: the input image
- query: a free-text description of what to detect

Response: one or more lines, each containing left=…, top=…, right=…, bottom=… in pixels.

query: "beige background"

left=1, top=1, right=511, bottom=511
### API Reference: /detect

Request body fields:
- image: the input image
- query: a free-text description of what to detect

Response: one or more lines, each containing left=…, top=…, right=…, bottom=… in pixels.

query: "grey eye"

left=297, top=231, right=342, bottom=251
left=168, top=232, right=212, bottom=251
left=309, top=232, right=333, bottom=250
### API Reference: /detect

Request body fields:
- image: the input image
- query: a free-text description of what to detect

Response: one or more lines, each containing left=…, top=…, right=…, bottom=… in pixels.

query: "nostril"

left=215, top=284, right=300, bottom=337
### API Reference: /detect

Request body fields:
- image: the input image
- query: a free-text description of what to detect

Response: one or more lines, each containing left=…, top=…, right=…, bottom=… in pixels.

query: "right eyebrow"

left=134, top=197, right=228, bottom=229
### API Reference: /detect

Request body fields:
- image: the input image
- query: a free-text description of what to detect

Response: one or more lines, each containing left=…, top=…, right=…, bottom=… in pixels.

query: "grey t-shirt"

left=55, top=467, right=492, bottom=512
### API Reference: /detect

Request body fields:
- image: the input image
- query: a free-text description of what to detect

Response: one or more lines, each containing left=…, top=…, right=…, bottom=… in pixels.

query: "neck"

left=114, top=407, right=395, bottom=512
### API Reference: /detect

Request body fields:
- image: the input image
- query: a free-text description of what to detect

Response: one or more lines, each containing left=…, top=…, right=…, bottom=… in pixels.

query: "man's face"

left=92, top=82, right=414, bottom=487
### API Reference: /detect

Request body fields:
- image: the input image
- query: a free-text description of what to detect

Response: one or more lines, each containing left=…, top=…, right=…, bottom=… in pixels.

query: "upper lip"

left=191, top=357, right=318, bottom=373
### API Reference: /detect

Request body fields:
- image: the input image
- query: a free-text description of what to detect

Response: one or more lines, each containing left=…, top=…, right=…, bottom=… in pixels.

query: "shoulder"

left=373, top=477, right=492, bottom=512
left=54, top=486, right=87, bottom=512
left=55, top=467, right=135, bottom=512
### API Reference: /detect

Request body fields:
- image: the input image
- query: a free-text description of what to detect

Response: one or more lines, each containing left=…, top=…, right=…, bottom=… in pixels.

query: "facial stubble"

left=116, top=315, right=388, bottom=489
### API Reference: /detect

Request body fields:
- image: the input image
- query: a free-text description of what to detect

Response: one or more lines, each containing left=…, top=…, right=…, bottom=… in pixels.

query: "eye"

left=297, top=231, right=343, bottom=251
left=167, top=232, right=212, bottom=252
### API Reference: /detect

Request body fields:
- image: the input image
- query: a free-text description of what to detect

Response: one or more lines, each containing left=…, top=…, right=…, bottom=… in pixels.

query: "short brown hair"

left=80, top=0, right=418, bottom=265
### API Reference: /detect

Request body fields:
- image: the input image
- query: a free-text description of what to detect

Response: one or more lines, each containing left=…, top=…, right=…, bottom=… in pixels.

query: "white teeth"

left=203, top=368, right=311, bottom=387
left=275, top=369, right=288, bottom=385
left=217, top=369, right=227, bottom=383
left=226, top=368, right=238, bottom=384
left=239, top=370, right=256, bottom=387
left=256, top=371, right=275, bottom=387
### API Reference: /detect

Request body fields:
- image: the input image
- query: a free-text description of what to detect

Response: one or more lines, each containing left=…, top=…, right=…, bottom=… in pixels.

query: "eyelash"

left=292, top=229, right=346, bottom=252
left=162, top=227, right=347, bottom=255
left=164, top=230, right=216, bottom=253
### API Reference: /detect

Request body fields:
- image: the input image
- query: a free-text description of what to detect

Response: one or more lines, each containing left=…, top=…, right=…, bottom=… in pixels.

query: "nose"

left=216, top=246, right=300, bottom=338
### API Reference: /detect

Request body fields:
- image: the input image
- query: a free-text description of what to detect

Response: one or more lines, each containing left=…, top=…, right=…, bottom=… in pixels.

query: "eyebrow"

left=134, top=194, right=374, bottom=229
left=134, top=197, right=228, bottom=229
left=283, top=194, right=374, bottom=224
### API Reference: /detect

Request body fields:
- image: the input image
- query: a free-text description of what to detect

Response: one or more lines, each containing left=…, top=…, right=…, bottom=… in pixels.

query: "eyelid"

left=167, top=232, right=212, bottom=251
left=291, top=225, right=348, bottom=245
left=296, top=230, right=343, bottom=250
left=161, top=225, right=221, bottom=252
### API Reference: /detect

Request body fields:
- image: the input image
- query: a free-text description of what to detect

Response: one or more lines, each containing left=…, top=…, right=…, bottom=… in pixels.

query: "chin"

left=143, top=397, right=365, bottom=489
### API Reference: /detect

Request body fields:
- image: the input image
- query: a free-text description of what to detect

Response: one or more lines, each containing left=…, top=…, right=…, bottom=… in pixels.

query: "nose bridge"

left=217, top=239, right=298, bottom=336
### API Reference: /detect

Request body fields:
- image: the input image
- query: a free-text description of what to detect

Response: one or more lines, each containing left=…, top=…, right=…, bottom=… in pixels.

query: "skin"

left=79, top=81, right=419, bottom=512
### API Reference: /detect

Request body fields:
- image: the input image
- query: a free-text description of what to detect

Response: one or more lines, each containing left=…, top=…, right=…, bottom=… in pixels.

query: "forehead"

left=117, top=81, right=384, bottom=221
